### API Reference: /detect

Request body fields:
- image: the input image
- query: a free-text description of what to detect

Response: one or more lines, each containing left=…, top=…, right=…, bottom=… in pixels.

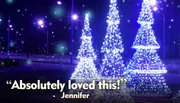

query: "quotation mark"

left=6, top=80, right=12, bottom=84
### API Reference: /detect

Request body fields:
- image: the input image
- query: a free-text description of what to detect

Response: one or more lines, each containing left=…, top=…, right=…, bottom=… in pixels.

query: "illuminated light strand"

left=128, top=74, right=171, bottom=97
left=126, top=49, right=166, bottom=74
left=70, top=14, right=99, bottom=81
left=133, top=46, right=160, bottom=49
left=125, top=70, right=167, bottom=74
left=100, top=0, right=125, bottom=79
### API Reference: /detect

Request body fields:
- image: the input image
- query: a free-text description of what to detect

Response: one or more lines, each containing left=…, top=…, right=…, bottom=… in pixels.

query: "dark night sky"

left=0, top=0, right=180, bottom=59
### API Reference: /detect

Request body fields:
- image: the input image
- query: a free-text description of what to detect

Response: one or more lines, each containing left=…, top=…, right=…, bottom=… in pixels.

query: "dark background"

left=0, top=0, right=180, bottom=59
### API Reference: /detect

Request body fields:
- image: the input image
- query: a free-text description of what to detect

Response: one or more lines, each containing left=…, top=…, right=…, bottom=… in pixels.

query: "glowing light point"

left=72, top=14, right=78, bottom=20
left=26, top=59, right=32, bottom=65
left=153, top=6, right=158, bottom=11
left=150, top=0, right=157, bottom=6
left=10, top=41, right=15, bottom=47
left=57, top=1, right=62, bottom=5
left=1, top=62, right=4, bottom=66
left=40, top=25, right=44, bottom=28
left=0, top=19, right=2, bottom=22
left=9, top=25, right=12, bottom=28
left=38, top=20, right=44, bottom=26
left=56, top=42, right=68, bottom=54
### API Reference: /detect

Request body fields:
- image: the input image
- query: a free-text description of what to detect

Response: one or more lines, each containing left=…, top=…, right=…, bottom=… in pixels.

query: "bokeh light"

left=26, top=59, right=32, bottom=65
left=55, top=42, right=68, bottom=55
left=6, top=0, right=14, bottom=4
left=51, top=6, right=64, bottom=18
left=38, top=20, right=44, bottom=26
left=72, top=14, right=78, bottom=20
left=21, top=41, right=24, bottom=44
left=153, top=6, right=158, bottom=11
left=40, top=25, right=44, bottom=28
left=0, top=14, right=3, bottom=25
left=9, top=25, right=12, bottom=28
left=37, top=19, right=45, bottom=28
left=10, top=41, right=15, bottom=47
left=178, top=5, right=180, bottom=8
left=1, top=61, right=4, bottom=66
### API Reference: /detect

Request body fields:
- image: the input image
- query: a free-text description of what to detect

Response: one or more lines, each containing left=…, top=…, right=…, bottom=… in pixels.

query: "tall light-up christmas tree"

left=70, top=13, right=99, bottom=81
left=100, top=0, right=125, bottom=79
left=91, top=0, right=134, bottom=103
left=126, top=0, right=171, bottom=97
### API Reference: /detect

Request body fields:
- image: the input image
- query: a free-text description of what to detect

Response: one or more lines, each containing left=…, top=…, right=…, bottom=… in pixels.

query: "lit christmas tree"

left=126, top=0, right=171, bottom=97
left=172, top=91, right=180, bottom=103
left=92, top=0, right=134, bottom=102
left=100, top=0, right=125, bottom=79
left=91, top=82, right=135, bottom=103
left=70, top=13, right=99, bottom=81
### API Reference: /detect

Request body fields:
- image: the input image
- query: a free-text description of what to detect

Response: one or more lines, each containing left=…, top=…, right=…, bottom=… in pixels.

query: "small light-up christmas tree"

left=100, top=0, right=125, bottom=79
left=70, top=13, right=99, bottom=81
left=126, top=0, right=171, bottom=97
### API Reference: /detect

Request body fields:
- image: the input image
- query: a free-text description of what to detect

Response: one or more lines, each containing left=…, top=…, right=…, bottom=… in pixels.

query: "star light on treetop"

left=150, top=0, right=157, bottom=6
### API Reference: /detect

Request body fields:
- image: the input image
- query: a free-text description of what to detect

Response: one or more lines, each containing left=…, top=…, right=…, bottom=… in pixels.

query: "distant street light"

left=37, top=19, right=49, bottom=54
left=72, top=14, right=78, bottom=20
left=38, top=20, right=44, bottom=26
left=9, top=24, right=12, bottom=28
